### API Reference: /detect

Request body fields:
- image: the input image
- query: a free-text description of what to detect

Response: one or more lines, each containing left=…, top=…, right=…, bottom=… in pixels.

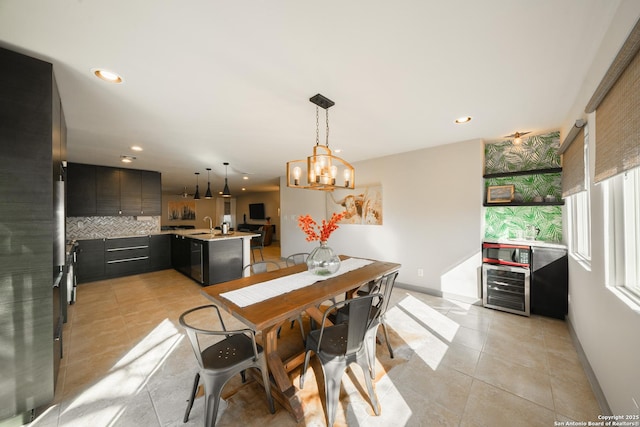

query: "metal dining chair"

left=242, top=260, right=281, bottom=275
left=179, top=305, right=275, bottom=427
left=285, top=252, right=309, bottom=267
left=250, top=226, right=266, bottom=262
left=299, top=293, right=384, bottom=426
left=335, top=271, right=398, bottom=369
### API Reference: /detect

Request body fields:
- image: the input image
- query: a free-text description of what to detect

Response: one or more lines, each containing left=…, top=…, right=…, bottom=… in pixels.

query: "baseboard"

left=566, top=317, right=612, bottom=415
left=395, top=282, right=483, bottom=306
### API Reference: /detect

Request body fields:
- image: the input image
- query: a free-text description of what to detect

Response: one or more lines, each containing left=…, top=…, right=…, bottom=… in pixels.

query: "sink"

left=188, top=232, right=211, bottom=235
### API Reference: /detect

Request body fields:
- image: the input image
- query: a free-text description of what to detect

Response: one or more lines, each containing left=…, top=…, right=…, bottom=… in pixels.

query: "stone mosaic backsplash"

left=67, top=216, right=161, bottom=240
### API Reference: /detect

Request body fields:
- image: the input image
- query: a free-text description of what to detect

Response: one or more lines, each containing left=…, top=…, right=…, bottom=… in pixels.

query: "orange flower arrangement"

left=298, top=212, right=346, bottom=242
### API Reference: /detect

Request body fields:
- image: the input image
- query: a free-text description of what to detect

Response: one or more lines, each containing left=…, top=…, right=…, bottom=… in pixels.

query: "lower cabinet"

left=171, top=234, right=191, bottom=275
left=77, top=234, right=174, bottom=284
left=76, top=234, right=243, bottom=286
left=76, top=239, right=105, bottom=283
left=530, top=246, right=568, bottom=319
left=206, top=239, right=243, bottom=285
left=105, top=237, right=149, bottom=277
left=149, top=234, right=172, bottom=271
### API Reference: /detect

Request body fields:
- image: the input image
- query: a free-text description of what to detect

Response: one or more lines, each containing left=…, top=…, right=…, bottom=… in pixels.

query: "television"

left=249, top=203, right=265, bottom=220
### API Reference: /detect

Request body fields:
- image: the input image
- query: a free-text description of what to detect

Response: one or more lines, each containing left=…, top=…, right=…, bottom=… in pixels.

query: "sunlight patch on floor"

left=60, top=319, right=183, bottom=426
left=384, top=294, right=460, bottom=370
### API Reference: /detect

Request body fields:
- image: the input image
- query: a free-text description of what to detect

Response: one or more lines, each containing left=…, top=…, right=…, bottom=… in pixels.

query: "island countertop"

left=170, top=229, right=258, bottom=241
left=73, top=229, right=258, bottom=241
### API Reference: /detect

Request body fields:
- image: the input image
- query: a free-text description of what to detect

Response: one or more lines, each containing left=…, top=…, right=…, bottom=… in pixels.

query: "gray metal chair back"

left=285, top=252, right=309, bottom=267
left=250, top=226, right=265, bottom=261
left=242, top=260, right=280, bottom=276
left=179, top=305, right=275, bottom=427
left=299, top=293, right=384, bottom=426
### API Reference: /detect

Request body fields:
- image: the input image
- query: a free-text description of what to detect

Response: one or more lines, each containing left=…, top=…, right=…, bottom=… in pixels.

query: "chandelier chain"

left=315, top=106, right=320, bottom=146
left=325, top=108, right=330, bottom=147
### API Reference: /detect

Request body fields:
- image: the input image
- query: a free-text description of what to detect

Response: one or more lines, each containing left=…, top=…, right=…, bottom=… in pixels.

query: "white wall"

left=561, top=0, right=640, bottom=416
left=281, top=138, right=484, bottom=302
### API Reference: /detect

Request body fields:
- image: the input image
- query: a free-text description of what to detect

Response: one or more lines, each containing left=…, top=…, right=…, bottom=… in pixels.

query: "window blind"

left=586, top=18, right=640, bottom=183
left=561, top=126, right=585, bottom=197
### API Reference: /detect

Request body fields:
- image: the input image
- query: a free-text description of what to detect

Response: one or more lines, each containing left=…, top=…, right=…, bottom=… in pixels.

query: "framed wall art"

left=168, top=200, right=196, bottom=220
left=326, top=184, right=383, bottom=225
left=486, top=185, right=515, bottom=204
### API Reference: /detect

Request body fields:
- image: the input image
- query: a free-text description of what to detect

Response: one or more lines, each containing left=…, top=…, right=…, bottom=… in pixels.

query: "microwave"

left=482, top=242, right=530, bottom=268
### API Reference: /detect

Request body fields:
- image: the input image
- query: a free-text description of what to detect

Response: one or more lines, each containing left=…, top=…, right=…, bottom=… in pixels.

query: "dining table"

left=200, top=255, right=401, bottom=422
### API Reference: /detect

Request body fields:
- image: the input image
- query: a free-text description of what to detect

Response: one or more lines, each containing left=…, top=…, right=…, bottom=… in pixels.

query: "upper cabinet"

left=68, top=163, right=161, bottom=216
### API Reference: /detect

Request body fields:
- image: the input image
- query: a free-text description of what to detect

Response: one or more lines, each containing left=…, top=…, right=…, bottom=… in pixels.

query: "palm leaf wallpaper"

left=484, top=131, right=563, bottom=242
left=484, top=131, right=561, bottom=174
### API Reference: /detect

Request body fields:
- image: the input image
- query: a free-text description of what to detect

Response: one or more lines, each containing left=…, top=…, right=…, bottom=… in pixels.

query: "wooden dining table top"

left=201, top=256, right=402, bottom=332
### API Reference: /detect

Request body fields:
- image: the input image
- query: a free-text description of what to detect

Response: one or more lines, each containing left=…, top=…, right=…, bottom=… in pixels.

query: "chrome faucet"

left=203, top=216, right=213, bottom=233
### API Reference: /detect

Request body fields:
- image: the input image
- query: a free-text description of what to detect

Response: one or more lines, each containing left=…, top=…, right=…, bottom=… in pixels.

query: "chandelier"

left=286, top=94, right=355, bottom=191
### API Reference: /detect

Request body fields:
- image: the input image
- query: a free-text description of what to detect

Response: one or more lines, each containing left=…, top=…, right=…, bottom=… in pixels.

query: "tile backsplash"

left=67, top=216, right=160, bottom=240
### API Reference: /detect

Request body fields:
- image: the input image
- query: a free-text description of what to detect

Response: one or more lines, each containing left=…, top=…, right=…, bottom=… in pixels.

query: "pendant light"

left=286, top=93, right=355, bottom=191
left=205, top=167, right=213, bottom=199
left=193, top=172, right=201, bottom=199
left=222, top=162, right=231, bottom=198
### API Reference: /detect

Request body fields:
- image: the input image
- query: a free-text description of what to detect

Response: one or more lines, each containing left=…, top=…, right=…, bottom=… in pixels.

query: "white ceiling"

left=0, top=0, right=624, bottom=195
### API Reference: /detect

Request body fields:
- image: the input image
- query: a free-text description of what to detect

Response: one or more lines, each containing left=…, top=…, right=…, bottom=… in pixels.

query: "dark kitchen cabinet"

left=149, top=234, right=172, bottom=271
left=172, top=234, right=191, bottom=275
left=141, top=170, right=162, bottom=215
left=105, top=236, right=149, bottom=277
left=0, top=47, right=67, bottom=419
left=119, top=169, right=142, bottom=215
left=530, top=246, right=568, bottom=319
left=96, top=166, right=121, bottom=215
left=190, top=239, right=204, bottom=284
left=206, top=239, right=243, bottom=284
left=76, top=239, right=105, bottom=283
left=67, top=163, right=161, bottom=217
left=171, top=235, right=243, bottom=285
left=67, top=163, right=97, bottom=216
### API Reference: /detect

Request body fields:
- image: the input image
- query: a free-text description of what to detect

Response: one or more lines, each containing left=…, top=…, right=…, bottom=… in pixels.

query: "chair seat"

left=201, top=334, right=262, bottom=371
left=306, top=324, right=352, bottom=356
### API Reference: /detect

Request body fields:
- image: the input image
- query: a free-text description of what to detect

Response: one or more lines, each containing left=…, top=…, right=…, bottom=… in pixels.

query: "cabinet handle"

left=106, top=245, right=149, bottom=251
left=107, top=256, right=149, bottom=264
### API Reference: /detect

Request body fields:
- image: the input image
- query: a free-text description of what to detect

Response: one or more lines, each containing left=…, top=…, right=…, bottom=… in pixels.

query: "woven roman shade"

left=561, top=126, right=585, bottom=197
left=587, top=18, right=640, bottom=183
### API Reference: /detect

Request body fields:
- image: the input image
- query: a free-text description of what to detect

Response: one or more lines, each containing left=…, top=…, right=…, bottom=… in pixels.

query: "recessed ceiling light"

left=455, top=116, right=472, bottom=124
left=243, top=176, right=249, bottom=180
left=131, top=145, right=143, bottom=151
left=241, top=187, right=246, bottom=191
left=92, top=68, right=123, bottom=83
left=120, top=155, right=136, bottom=163
left=334, top=148, right=343, bottom=153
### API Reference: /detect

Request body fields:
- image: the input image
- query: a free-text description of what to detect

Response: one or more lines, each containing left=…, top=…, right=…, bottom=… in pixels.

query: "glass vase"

left=306, top=241, right=341, bottom=276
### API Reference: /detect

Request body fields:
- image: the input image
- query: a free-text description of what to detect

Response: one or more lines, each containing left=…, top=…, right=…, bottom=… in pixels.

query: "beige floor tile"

left=551, top=374, right=602, bottom=422
left=450, top=324, right=488, bottom=352
left=461, top=379, right=556, bottom=427
left=483, top=330, right=549, bottom=371
left=474, top=352, right=554, bottom=409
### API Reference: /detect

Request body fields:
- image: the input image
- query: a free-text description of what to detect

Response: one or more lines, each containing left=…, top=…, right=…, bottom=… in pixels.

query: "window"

left=568, top=128, right=591, bottom=265
left=606, top=167, right=640, bottom=302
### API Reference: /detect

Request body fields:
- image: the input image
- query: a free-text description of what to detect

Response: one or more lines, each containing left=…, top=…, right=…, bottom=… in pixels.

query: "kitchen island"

left=170, top=229, right=258, bottom=285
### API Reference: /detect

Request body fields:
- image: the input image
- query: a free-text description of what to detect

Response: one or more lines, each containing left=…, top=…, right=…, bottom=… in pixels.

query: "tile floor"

left=27, top=243, right=602, bottom=426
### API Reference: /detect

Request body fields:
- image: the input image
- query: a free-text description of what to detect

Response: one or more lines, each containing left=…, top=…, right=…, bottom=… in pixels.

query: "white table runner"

left=221, top=258, right=374, bottom=307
